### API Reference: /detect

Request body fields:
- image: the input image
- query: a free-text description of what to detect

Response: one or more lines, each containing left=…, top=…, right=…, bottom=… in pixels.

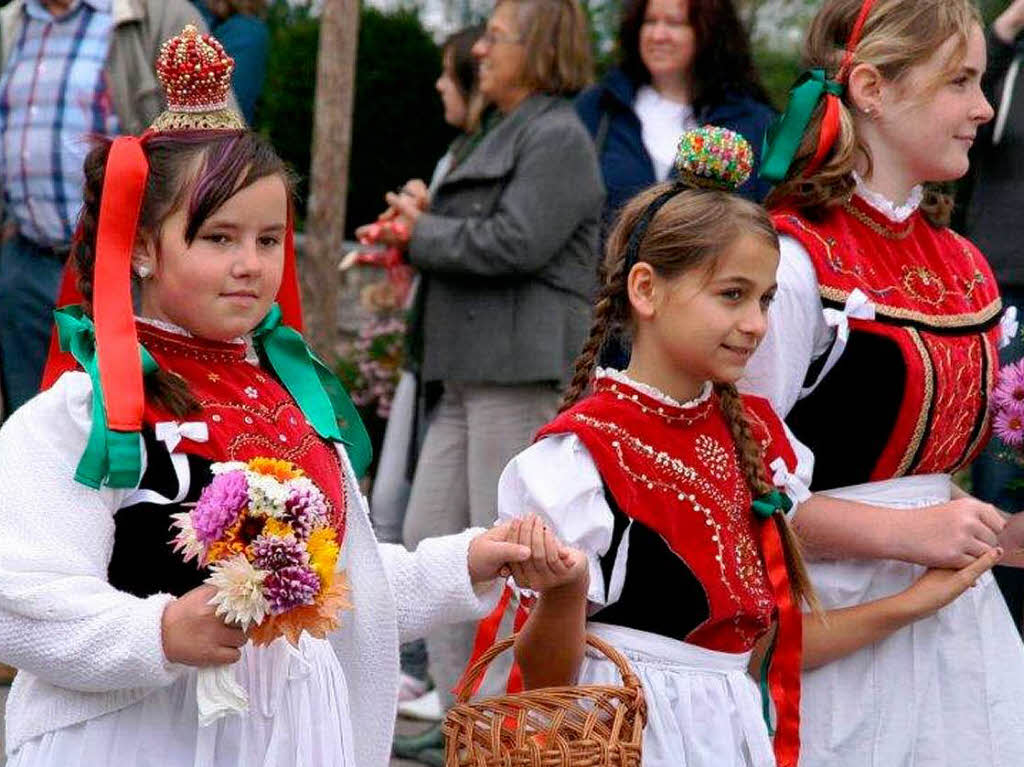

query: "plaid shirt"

left=0, top=0, right=119, bottom=248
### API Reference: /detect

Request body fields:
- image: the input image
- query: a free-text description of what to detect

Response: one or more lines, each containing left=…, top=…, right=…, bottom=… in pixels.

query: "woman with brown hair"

left=576, top=0, right=775, bottom=229
left=742, top=0, right=1024, bottom=763
left=371, top=0, right=603, bottom=758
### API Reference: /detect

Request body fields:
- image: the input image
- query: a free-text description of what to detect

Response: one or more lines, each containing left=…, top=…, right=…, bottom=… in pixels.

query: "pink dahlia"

left=250, top=533, right=307, bottom=571
left=192, top=471, right=249, bottom=544
left=263, top=566, right=320, bottom=614
left=994, top=361, right=1024, bottom=415
left=281, top=480, right=328, bottom=539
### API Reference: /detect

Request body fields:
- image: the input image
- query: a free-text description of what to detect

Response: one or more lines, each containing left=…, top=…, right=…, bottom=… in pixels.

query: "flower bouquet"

left=170, top=457, right=350, bottom=725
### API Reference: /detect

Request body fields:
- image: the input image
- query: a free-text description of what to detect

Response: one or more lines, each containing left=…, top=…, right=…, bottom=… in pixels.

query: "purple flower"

left=192, top=471, right=249, bottom=544
left=250, top=534, right=308, bottom=570
left=995, top=409, right=1024, bottom=448
left=995, top=363, right=1024, bottom=415
left=282, top=482, right=328, bottom=539
left=263, top=566, right=320, bottom=614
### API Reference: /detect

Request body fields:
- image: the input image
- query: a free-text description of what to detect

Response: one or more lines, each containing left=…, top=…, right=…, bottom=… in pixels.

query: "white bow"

left=1001, top=306, right=1019, bottom=350
left=155, top=421, right=209, bottom=452
left=770, top=457, right=811, bottom=506
left=822, top=288, right=876, bottom=344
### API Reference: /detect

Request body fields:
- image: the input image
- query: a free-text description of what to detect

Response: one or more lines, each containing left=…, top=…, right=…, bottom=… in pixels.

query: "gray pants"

left=403, top=381, right=559, bottom=709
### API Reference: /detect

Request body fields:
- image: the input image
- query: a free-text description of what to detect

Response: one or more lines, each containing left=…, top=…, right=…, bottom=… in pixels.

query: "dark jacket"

left=575, top=68, right=776, bottom=227
left=408, top=94, right=604, bottom=386
left=962, top=28, right=1024, bottom=287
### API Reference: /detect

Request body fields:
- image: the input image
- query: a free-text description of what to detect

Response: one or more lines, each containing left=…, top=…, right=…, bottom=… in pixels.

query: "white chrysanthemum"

left=206, top=554, right=271, bottom=632
left=211, top=461, right=248, bottom=476
left=245, top=471, right=289, bottom=518
left=170, top=511, right=205, bottom=564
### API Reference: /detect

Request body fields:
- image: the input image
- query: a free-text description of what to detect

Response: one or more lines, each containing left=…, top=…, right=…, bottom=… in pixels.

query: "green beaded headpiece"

left=624, top=127, right=754, bottom=270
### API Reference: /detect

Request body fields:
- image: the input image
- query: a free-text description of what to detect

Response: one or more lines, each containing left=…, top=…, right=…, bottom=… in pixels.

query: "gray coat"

left=409, top=94, right=604, bottom=385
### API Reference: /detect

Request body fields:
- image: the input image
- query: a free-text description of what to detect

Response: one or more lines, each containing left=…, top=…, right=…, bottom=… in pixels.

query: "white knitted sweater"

left=0, top=373, right=501, bottom=765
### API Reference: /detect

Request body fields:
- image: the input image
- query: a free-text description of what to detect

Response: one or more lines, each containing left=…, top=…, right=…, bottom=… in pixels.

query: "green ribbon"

left=759, top=636, right=777, bottom=735
left=253, top=304, right=373, bottom=478
left=751, top=490, right=793, bottom=519
left=54, top=305, right=158, bottom=489
left=760, top=69, right=844, bottom=183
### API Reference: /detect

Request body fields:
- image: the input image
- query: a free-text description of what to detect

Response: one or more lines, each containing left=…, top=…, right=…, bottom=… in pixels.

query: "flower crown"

left=149, top=24, right=245, bottom=132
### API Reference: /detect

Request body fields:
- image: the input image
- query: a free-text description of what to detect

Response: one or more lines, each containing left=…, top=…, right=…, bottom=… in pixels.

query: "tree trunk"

left=302, top=0, right=360, bottom=362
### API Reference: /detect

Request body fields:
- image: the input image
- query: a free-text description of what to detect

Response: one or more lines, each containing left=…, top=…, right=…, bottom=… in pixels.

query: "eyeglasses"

left=478, top=29, right=523, bottom=47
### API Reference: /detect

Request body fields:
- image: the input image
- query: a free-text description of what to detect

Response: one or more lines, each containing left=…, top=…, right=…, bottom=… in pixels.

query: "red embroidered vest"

left=137, top=323, right=348, bottom=537
left=773, top=197, right=1002, bottom=491
left=538, top=377, right=795, bottom=653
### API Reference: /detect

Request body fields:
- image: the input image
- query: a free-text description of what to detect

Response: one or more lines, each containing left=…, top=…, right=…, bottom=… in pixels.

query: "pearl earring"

left=135, top=264, right=152, bottom=279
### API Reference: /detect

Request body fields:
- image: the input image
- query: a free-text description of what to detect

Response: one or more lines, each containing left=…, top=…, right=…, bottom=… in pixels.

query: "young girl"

left=0, top=26, right=540, bottom=767
left=497, top=127, right=1006, bottom=767
left=745, top=0, right=1024, bottom=763
left=492, top=129, right=816, bottom=767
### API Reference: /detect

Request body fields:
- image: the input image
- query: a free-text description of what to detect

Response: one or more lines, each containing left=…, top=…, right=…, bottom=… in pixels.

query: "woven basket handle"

left=455, top=632, right=642, bottom=704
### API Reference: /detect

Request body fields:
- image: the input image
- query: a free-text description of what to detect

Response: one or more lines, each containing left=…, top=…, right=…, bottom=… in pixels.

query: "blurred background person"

left=0, top=0, right=208, bottom=421
left=962, top=0, right=1024, bottom=631
left=359, top=21, right=484, bottom=736
left=198, top=0, right=269, bottom=124
left=576, top=0, right=775, bottom=232
left=364, top=0, right=602, bottom=760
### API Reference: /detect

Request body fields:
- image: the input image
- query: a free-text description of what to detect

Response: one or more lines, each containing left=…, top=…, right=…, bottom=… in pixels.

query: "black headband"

left=623, top=181, right=686, bottom=273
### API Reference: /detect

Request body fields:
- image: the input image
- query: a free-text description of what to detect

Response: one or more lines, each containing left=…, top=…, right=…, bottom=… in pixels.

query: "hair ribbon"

left=759, top=0, right=877, bottom=183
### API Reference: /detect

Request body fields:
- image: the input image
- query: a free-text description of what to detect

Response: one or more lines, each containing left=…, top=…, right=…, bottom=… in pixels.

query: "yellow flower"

left=307, top=527, right=340, bottom=589
left=262, top=518, right=292, bottom=538
left=247, top=457, right=304, bottom=482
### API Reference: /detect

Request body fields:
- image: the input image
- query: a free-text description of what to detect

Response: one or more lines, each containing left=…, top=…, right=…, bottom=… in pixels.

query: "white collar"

left=596, top=367, right=713, bottom=408
left=852, top=171, right=923, bottom=223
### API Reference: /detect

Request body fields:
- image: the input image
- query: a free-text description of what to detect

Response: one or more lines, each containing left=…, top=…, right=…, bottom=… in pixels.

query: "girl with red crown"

left=0, top=25, right=543, bottom=767
left=745, top=0, right=1024, bottom=764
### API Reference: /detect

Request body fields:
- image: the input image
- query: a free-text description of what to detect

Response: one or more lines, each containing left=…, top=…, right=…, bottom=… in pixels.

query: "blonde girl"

left=745, top=0, right=1024, bottom=763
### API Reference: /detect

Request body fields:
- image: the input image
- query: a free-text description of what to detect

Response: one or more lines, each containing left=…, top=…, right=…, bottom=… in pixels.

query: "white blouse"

left=497, top=370, right=813, bottom=610
left=634, top=86, right=698, bottom=181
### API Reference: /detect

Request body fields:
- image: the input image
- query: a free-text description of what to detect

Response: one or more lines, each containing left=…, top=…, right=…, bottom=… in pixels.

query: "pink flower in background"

left=995, top=409, right=1024, bottom=448
left=994, top=360, right=1024, bottom=417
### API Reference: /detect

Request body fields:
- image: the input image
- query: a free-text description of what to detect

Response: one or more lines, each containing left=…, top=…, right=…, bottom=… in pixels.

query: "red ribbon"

left=93, top=137, right=149, bottom=432
left=760, top=517, right=803, bottom=767
left=454, top=584, right=534, bottom=699
left=805, top=0, right=878, bottom=178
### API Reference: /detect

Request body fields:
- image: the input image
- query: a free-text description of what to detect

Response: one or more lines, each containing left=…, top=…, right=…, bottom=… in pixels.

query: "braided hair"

left=560, top=129, right=818, bottom=609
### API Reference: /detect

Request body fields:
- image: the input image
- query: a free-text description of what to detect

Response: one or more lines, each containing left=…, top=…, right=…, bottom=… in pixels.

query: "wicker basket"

left=442, top=633, right=646, bottom=766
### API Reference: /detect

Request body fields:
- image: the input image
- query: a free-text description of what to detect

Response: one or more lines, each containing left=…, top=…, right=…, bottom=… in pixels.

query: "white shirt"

left=634, top=85, right=698, bottom=181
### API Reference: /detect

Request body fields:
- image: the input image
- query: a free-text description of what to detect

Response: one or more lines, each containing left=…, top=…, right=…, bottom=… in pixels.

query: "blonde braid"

left=716, top=383, right=820, bottom=613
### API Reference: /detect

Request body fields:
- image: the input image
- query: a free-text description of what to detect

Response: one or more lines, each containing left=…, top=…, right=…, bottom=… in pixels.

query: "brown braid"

left=558, top=255, right=630, bottom=411
left=716, top=382, right=821, bottom=614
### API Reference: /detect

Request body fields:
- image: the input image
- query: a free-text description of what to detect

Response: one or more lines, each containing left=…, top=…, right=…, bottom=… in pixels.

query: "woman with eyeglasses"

left=362, top=0, right=603, bottom=760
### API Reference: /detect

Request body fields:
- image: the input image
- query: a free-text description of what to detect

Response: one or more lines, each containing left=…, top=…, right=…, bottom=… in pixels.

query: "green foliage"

left=753, top=45, right=804, bottom=111
left=258, top=1, right=452, bottom=237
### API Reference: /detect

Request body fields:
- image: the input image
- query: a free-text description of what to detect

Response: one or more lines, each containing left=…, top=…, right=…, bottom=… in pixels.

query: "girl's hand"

left=161, top=585, right=247, bottom=667
left=894, top=498, right=1006, bottom=568
left=505, top=515, right=589, bottom=595
left=998, top=511, right=1024, bottom=557
left=467, top=521, right=532, bottom=584
left=900, top=547, right=1002, bottom=621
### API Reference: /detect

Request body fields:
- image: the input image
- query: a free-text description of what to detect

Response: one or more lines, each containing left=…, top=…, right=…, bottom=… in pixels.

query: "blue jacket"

left=212, top=13, right=269, bottom=125
left=576, top=68, right=776, bottom=226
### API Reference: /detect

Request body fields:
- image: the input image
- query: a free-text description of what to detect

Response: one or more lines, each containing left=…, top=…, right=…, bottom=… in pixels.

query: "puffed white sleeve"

left=0, top=373, right=184, bottom=693
left=497, top=435, right=627, bottom=609
left=741, top=235, right=832, bottom=416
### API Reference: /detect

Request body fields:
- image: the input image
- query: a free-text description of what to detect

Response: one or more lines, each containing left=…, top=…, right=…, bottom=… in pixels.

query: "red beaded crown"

left=149, top=24, right=245, bottom=131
